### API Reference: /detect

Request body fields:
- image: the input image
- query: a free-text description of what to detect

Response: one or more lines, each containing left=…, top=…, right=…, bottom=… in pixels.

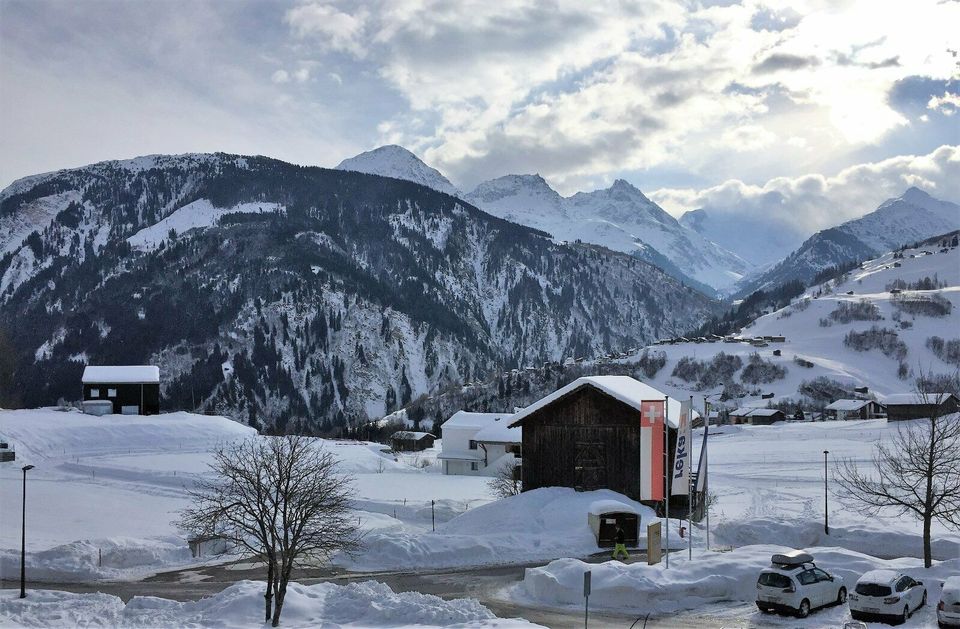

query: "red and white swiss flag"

left=639, top=400, right=665, bottom=501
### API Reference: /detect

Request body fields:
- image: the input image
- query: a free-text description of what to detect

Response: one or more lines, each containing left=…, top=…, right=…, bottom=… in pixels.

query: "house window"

left=468, top=440, right=478, bottom=450
left=470, top=462, right=479, bottom=471
left=108, top=388, right=117, bottom=398
left=90, top=389, right=100, bottom=398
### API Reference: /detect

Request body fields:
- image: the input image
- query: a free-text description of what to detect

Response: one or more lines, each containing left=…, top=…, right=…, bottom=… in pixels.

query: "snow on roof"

left=391, top=431, right=434, bottom=440
left=509, top=376, right=687, bottom=428
left=883, top=392, right=956, bottom=405
left=858, top=569, right=901, bottom=584
left=588, top=499, right=641, bottom=516
left=731, top=407, right=782, bottom=417
left=82, top=366, right=160, bottom=384
left=825, top=399, right=873, bottom=411
left=474, top=415, right=521, bottom=443
left=436, top=450, right=485, bottom=461
left=443, top=411, right=511, bottom=430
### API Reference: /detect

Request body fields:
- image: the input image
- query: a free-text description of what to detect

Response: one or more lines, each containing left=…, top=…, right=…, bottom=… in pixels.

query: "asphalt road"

left=1, top=553, right=747, bottom=628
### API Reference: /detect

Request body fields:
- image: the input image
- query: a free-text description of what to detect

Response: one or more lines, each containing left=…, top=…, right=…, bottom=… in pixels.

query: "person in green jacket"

left=612, top=524, right=629, bottom=561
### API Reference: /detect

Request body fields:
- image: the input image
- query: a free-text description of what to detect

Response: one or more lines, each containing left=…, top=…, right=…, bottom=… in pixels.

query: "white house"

left=438, top=411, right=521, bottom=476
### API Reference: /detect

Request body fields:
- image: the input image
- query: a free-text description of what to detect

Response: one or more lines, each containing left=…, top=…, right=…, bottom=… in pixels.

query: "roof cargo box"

left=771, top=550, right=814, bottom=566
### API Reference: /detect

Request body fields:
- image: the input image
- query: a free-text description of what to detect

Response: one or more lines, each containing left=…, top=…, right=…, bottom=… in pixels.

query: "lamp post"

left=822, top=451, right=829, bottom=535
left=20, top=464, right=34, bottom=598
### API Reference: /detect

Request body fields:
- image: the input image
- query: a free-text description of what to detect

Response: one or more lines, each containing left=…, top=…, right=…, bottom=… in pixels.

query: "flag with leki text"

left=671, top=399, right=692, bottom=495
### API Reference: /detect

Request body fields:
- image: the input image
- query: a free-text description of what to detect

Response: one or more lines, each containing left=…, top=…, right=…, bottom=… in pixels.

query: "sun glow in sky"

left=1, top=0, right=958, bottom=229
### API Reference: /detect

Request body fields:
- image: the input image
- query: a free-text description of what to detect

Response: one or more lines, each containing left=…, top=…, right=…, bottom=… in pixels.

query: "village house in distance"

left=438, top=411, right=520, bottom=476
left=81, top=365, right=160, bottom=416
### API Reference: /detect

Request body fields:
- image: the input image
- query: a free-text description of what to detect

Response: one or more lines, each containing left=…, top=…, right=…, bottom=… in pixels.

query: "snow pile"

left=519, top=544, right=960, bottom=618
left=0, top=537, right=194, bottom=582
left=0, top=580, right=541, bottom=628
left=341, top=487, right=662, bottom=571
left=713, top=517, right=960, bottom=562
left=127, top=200, right=285, bottom=249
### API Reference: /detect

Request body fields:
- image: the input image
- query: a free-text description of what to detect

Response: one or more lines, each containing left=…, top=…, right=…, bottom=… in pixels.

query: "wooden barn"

left=507, top=376, right=695, bottom=509
left=729, top=407, right=785, bottom=425
left=884, top=393, right=960, bottom=421
left=390, top=430, right=436, bottom=452
left=81, top=366, right=160, bottom=415
left=825, top=399, right=887, bottom=420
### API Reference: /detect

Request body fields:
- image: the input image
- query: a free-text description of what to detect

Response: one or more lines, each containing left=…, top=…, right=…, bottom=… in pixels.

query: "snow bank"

left=519, top=544, right=960, bottom=617
left=0, top=580, right=541, bottom=628
left=341, top=487, right=662, bottom=571
left=0, top=537, right=198, bottom=583
left=714, top=517, right=960, bottom=562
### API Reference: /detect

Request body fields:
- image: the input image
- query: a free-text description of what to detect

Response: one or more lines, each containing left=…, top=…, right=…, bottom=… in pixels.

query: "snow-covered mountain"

left=0, top=153, right=715, bottom=430
left=738, top=187, right=960, bottom=296
left=335, top=145, right=460, bottom=197
left=334, top=146, right=750, bottom=294
left=679, top=208, right=808, bottom=268
left=397, top=232, right=960, bottom=423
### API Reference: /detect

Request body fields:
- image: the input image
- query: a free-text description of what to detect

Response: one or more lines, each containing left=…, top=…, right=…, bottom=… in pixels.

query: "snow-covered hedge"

left=741, top=353, right=786, bottom=385
left=893, top=293, right=952, bottom=317
left=828, top=299, right=881, bottom=324
left=927, top=336, right=960, bottom=367
left=844, top=326, right=908, bottom=360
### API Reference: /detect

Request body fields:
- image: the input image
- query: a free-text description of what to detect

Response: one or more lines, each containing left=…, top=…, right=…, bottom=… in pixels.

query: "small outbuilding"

left=82, top=366, right=160, bottom=415
left=390, top=431, right=436, bottom=452
left=729, top=407, right=785, bottom=425
left=825, top=399, right=886, bottom=421
left=884, top=393, right=960, bottom=421
left=587, top=499, right=640, bottom=548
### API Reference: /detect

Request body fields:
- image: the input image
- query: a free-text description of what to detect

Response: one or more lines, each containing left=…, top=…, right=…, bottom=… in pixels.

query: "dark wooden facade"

left=512, top=385, right=683, bottom=508
left=82, top=382, right=160, bottom=415
left=887, top=394, right=960, bottom=421
left=390, top=432, right=436, bottom=452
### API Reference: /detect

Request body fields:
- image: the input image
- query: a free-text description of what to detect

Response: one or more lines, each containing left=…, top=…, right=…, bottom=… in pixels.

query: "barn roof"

left=731, top=407, right=783, bottom=417
left=82, top=365, right=160, bottom=384
left=508, top=376, right=685, bottom=428
left=391, top=431, right=435, bottom=440
left=883, top=392, right=957, bottom=405
left=825, top=399, right=874, bottom=411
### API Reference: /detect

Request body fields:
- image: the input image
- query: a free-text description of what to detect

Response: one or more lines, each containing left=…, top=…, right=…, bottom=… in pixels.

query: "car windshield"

left=856, top=583, right=892, bottom=597
left=758, top=573, right=792, bottom=588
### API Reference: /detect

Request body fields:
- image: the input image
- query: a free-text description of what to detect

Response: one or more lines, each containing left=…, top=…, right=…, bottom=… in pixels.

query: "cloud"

left=650, top=145, right=960, bottom=234
left=271, top=69, right=290, bottom=84
left=928, top=92, right=960, bottom=115
left=752, top=53, right=819, bottom=74
left=285, top=2, right=368, bottom=57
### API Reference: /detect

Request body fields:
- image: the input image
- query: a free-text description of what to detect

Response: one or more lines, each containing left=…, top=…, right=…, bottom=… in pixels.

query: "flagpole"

left=664, top=395, right=670, bottom=569
left=704, top=398, right=711, bottom=551
left=688, top=395, right=693, bottom=561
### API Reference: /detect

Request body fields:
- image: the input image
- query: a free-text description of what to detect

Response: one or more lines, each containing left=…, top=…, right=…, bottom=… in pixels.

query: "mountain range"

left=0, top=153, right=714, bottom=430
left=737, top=187, right=960, bottom=295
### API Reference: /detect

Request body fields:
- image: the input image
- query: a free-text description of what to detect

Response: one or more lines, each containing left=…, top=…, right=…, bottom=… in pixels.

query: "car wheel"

left=921, top=590, right=927, bottom=607
left=756, top=603, right=771, bottom=613
left=900, top=604, right=909, bottom=624
left=837, top=587, right=847, bottom=605
left=796, top=599, right=810, bottom=618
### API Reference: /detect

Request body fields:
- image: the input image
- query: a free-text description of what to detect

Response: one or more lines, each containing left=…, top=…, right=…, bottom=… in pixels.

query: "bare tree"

left=835, top=389, right=960, bottom=567
left=179, top=435, right=362, bottom=626
left=487, top=460, right=522, bottom=498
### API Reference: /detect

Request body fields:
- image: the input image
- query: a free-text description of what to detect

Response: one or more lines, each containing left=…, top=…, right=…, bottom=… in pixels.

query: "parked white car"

left=939, top=575, right=960, bottom=628
left=849, top=569, right=927, bottom=625
left=756, top=550, right=847, bottom=618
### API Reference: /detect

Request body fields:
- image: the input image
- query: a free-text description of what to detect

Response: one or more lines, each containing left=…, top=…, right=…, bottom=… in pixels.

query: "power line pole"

left=823, top=450, right=830, bottom=535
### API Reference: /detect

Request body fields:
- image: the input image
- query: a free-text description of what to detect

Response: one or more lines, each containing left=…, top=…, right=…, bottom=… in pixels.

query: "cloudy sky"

left=1, top=0, right=958, bottom=231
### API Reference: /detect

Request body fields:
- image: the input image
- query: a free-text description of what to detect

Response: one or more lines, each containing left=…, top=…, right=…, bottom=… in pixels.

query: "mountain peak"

left=467, top=173, right=562, bottom=204
left=900, top=186, right=933, bottom=204
left=335, top=145, right=459, bottom=197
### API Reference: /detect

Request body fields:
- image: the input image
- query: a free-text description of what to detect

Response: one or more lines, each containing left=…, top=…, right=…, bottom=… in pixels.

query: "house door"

left=575, top=441, right=606, bottom=491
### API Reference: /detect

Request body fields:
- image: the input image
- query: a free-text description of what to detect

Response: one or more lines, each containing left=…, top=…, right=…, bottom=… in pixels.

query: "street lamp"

left=822, top=451, right=829, bottom=535
left=20, top=464, right=34, bottom=598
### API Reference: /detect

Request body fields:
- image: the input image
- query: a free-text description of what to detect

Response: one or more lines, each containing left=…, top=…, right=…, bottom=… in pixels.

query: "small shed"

left=884, top=393, right=960, bottom=421
left=729, top=407, right=785, bottom=425
left=82, top=366, right=160, bottom=415
left=587, top=499, right=640, bottom=548
left=390, top=430, right=436, bottom=452
left=825, top=399, right=886, bottom=420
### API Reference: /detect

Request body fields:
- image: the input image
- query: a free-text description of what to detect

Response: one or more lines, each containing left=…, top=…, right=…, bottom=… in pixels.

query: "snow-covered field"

left=0, top=580, right=541, bottom=628
left=0, top=409, right=495, bottom=582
